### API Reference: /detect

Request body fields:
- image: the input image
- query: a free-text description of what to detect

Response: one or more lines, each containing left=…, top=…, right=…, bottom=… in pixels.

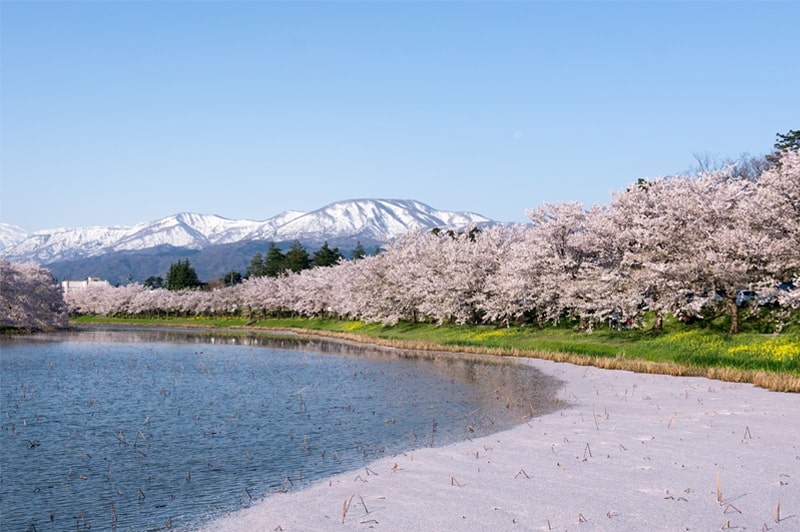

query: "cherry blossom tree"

left=0, top=260, right=68, bottom=330
left=751, top=150, right=800, bottom=310
left=56, top=152, right=799, bottom=334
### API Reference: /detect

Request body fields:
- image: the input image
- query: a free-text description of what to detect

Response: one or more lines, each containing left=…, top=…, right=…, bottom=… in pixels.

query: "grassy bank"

left=70, top=315, right=800, bottom=392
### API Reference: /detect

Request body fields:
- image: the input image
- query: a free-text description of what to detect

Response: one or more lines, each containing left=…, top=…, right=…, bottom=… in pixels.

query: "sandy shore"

left=204, top=357, right=800, bottom=531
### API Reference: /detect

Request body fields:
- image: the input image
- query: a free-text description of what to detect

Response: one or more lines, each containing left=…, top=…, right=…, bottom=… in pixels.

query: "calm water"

left=0, top=328, right=563, bottom=531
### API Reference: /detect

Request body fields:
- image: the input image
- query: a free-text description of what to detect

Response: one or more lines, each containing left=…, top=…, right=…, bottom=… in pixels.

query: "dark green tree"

left=312, top=241, right=343, bottom=267
left=774, top=129, right=800, bottom=152
left=264, top=241, right=286, bottom=277
left=165, top=259, right=201, bottom=291
left=351, top=240, right=367, bottom=260
left=284, top=240, right=310, bottom=273
left=143, top=276, right=164, bottom=289
left=767, top=129, right=800, bottom=164
left=245, top=252, right=266, bottom=278
left=223, top=270, right=242, bottom=286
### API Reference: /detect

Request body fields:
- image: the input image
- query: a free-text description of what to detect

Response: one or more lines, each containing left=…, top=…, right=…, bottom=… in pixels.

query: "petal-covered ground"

left=206, top=358, right=800, bottom=531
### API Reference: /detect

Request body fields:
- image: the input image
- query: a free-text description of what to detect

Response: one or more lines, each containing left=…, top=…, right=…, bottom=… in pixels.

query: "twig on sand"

left=451, top=476, right=462, bottom=487
left=342, top=497, right=351, bottom=524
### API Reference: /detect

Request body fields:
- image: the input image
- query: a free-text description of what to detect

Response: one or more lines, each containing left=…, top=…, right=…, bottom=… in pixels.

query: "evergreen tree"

left=223, top=271, right=242, bottom=286
left=143, top=276, right=164, bottom=289
left=767, top=129, right=800, bottom=164
left=312, top=241, right=343, bottom=267
left=245, top=252, right=266, bottom=278
left=264, top=241, right=286, bottom=277
left=165, top=259, right=201, bottom=291
left=774, top=129, right=800, bottom=153
left=284, top=240, right=310, bottom=273
left=351, top=240, right=366, bottom=260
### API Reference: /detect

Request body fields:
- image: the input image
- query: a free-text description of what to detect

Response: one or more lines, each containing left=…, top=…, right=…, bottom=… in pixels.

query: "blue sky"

left=2, top=1, right=798, bottom=232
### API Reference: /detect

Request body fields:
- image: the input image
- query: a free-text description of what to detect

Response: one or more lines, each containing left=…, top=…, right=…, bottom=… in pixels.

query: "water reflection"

left=1, top=328, right=564, bottom=531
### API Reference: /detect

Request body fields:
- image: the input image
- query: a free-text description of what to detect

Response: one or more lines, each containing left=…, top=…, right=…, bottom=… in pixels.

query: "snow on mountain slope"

left=0, top=200, right=492, bottom=264
left=274, top=199, right=491, bottom=243
left=0, top=223, right=30, bottom=251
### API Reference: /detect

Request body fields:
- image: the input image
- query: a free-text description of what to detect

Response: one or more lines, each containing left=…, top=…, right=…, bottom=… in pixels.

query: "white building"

left=62, top=277, right=110, bottom=294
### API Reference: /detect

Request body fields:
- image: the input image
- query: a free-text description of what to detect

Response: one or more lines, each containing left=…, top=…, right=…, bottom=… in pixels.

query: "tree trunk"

left=652, top=310, right=663, bottom=332
left=728, top=298, right=740, bottom=335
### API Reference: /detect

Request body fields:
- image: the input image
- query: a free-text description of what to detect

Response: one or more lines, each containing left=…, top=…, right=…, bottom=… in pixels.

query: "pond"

left=0, top=327, right=564, bottom=531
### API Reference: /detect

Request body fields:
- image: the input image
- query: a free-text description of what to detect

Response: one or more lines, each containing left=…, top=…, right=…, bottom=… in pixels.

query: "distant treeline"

left=65, top=150, right=800, bottom=335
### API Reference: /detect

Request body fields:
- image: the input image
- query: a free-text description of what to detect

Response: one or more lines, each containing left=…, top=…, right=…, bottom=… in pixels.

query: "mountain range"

left=1, top=199, right=493, bottom=285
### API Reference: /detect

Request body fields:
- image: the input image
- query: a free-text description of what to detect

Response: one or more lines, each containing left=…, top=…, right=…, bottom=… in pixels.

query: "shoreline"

left=204, top=355, right=800, bottom=531
left=67, top=320, right=800, bottom=393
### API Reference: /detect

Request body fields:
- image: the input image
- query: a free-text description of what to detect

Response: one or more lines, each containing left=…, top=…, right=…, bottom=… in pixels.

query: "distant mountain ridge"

left=0, top=199, right=493, bottom=284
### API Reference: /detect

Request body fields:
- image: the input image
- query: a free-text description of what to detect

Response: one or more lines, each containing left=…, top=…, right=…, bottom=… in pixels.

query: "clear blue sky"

left=2, top=1, right=798, bottom=232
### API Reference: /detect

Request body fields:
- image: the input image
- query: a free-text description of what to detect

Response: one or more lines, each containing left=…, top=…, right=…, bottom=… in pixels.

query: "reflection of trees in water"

left=66, top=326, right=566, bottom=424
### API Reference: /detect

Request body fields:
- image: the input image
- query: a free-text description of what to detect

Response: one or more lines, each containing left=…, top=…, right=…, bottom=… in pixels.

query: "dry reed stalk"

left=514, top=468, right=529, bottom=479
left=716, top=472, right=722, bottom=504
left=133, top=430, right=148, bottom=448
left=358, top=494, right=369, bottom=514
left=776, top=501, right=781, bottom=523
left=365, top=467, right=377, bottom=476
left=723, top=503, right=741, bottom=514
left=578, top=513, right=586, bottom=523
left=342, top=494, right=355, bottom=523
left=592, top=404, right=600, bottom=430
left=451, top=476, right=461, bottom=487
left=668, top=415, right=676, bottom=429
left=743, top=426, right=752, bottom=441
left=722, top=519, right=730, bottom=529
left=137, top=488, right=145, bottom=501
left=584, top=443, right=592, bottom=459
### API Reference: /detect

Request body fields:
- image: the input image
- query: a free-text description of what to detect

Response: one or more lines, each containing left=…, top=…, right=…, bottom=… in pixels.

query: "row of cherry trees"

left=65, top=152, right=800, bottom=334
left=1, top=260, right=68, bottom=331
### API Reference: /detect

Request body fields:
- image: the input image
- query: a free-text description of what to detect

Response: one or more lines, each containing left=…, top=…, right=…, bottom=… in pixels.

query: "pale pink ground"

left=205, top=358, right=800, bottom=531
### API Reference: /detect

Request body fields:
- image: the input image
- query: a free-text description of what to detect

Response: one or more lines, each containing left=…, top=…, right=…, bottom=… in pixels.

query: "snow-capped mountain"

left=0, top=223, right=30, bottom=251
left=0, top=199, right=491, bottom=265
left=273, top=199, right=489, bottom=244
